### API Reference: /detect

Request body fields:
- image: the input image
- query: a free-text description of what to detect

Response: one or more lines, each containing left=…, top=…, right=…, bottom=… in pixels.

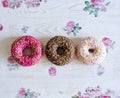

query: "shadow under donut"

left=72, top=37, right=84, bottom=65
left=38, top=37, right=52, bottom=65
left=0, top=37, right=17, bottom=59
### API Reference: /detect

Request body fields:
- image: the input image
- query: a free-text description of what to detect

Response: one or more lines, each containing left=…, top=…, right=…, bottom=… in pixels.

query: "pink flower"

left=48, top=67, right=56, bottom=76
left=102, top=37, right=112, bottom=47
left=66, top=31, right=71, bottom=35
left=100, top=96, right=110, bottom=98
left=0, top=24, right=3, bottom=31
left=78, top=91, right=81, bottom=96
left=18, top=88, right=26, bottom=97
left=13, top=0, right=21, bottom=8
left=79, top=96, right=89, bottom=98
left=101, top=6, right=107, bottom=12
left=44, top=0, right=47, bottom=2
left=105, top=90, right=115, bottom=95
left=2, top=0, right=9, bottom=7
left=65, top=21, right=75, bottom=31
left=91, top=0, right=104, bottom=5
left=25, top=0, right=40, bottom=7
left=8, top=56, right=16, bottom=64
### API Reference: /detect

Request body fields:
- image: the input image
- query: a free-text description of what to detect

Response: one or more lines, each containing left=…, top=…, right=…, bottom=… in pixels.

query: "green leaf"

left=105, top=2, right=110, bottom=6
left=94, top=11, right=98, bottom=17
left=75, top=23, right=80, bottom=29
left=64, top=28, right=67, bottom=31
left=83, top=7, right=89, bottom=11
left=95, top=8, right=99, bottom=12
left=78, top=27, right=82, bottom=30
left=72, top=95, right=79, bottom=98
left=85, top=1, right=90, bottom=6
left=94, top=8, right=99, bottom=17
left=89, top=10, right=94, bottom=14
left=71, top=30, right=74, bottom=32
left=26, top=89, right=30, bottom=93
left=73, top=32, right=77, bottom=36
left=90, top=4, right=94, bottom=9
left=24, top=96, right=27, bottom=98
left=76, top=23, right=79, bottom=27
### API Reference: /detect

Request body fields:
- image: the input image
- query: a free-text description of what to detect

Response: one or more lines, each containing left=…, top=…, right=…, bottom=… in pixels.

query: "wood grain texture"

left=0, top=0, right=120, bottom=97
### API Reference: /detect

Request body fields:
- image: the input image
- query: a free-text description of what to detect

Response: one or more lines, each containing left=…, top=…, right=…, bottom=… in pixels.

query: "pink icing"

left=11, top=36, right=42, bottom=66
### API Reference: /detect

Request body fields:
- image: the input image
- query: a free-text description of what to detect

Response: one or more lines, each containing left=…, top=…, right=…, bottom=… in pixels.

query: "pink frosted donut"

left=11, top=36, right=42, bottom=66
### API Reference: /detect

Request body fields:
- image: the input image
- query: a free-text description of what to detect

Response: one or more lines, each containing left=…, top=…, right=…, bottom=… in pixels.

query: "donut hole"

left=57, top=46, right=66, bottom=55
left=23, top=47, right=32, bottom=56
left=88, top=48, right=95, bottom=53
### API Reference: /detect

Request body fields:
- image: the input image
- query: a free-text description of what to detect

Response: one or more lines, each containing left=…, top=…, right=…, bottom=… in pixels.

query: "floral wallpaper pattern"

left=16, top=86, right=120, bottom=98
left=83, top=0, right=110, bottom=17
left=72, top=86, right=119, bottom=98
left=21, top=25, right=29, bottom=33
left=2, top=0, right=46, bottom=9
left=97, top=65, right=104, bottom=76
left=0, top=0, right=119, bottom=97
left=16, top=88, right=40, bottom=98
left=7, top=56, right=19, bottom=71
left=48, top=67, right=56, bottom=76
left=102, top=37, right=115, bottom=53
left=96, top=37, right=115, bottom=76
left=64, top=21, right=82, bottom=36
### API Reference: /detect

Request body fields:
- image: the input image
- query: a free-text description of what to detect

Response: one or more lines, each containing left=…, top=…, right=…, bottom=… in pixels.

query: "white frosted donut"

left=76, top=37, right=106, bottom=65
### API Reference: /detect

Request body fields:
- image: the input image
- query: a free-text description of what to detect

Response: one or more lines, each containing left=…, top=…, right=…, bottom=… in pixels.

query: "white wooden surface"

left=0, top=0, right=120, bottom=98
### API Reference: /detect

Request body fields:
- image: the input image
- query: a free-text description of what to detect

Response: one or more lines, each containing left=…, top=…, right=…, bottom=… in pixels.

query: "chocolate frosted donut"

left=45, top=36, right=74, bottom=66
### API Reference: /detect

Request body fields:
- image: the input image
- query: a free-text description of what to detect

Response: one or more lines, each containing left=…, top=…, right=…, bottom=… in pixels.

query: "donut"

left=45, top=36, right=75, bottom=66
left=11, top=36, right=42, bottom=66
left=76, top=37, right=106, bottom=65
